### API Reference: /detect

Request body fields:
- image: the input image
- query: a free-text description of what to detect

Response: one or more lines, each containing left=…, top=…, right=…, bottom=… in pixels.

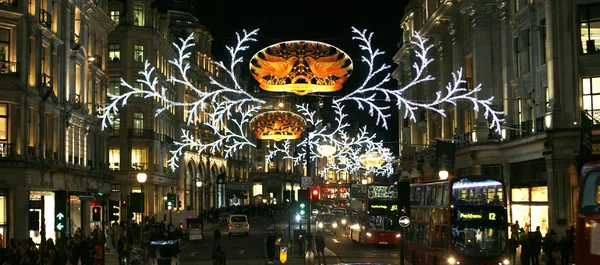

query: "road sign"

left=301, top=177, right=312, bottom=188
left=399, top=216, right=411, bottom=228
left=280, top=246, right=288, bottom=264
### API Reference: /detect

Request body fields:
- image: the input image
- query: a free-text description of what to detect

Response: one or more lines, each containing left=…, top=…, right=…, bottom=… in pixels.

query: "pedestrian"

left=531, top=226, right=543, bottom=265
left=567, top=225, right=575, bottom=263
left=508, top=236, right=518, bottom=265
left=212, top=245, right=226, bottom=265
left=315, top=232, right=326, bottom=265
left=542, top=231, right=558, bottom=265
left=266, top=232, right=276, bottom=264
left=214, top=229, right=222, bottom=246
left=558, top=236, right=570, bottom=265
left=520, top=229, right=531, bottom=265
left=93, top=242, right=103, bottom=265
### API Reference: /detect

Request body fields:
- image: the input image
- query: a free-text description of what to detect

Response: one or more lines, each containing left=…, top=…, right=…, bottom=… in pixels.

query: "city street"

left=174, top=211, right=405, bottom=265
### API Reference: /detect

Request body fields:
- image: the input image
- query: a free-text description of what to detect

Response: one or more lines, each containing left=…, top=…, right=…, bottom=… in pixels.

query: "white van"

left=228, top=214, right=249, bottom=236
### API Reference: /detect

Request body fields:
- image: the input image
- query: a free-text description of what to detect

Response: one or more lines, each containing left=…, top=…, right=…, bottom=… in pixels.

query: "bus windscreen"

left=451, top=178, right=505, bottom=206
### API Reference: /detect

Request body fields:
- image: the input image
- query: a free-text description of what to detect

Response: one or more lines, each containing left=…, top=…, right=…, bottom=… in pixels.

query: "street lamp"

left=438, top=170, right=449, bottom=180
left=136, top=172, right=147, bottom=248
left=196, top=179, right=203, bottom=212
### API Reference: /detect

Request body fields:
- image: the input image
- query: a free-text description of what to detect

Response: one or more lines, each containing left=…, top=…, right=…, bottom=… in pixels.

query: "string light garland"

left=98, top=26, right=504, bottom=175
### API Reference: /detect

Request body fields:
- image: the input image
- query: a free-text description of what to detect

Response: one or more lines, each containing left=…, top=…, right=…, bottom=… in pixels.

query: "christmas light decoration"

left=97, top=26, right=504, bottom=174
left=249, top=110, right=306, bottom=141
left=334, top=28, right=504, bottom=133
left=250, top=40, right=353, bottom=95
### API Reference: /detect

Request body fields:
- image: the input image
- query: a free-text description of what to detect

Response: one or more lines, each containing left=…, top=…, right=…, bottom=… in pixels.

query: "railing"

left=0, top=0, right=17, bottom=8
left=0, top=60, right=18, bottom=75
left=109, top=162, right=119, bottom=171
left=39, top=9, right=51, bottom=29
left=158, top=134, right=174, bottom=143
left=94, top=55, right=102, bottom=67
left=40, top=73, right=52, bottom=88
left=453, top=132, right=471, bottom=148
left=509, top=124, right=522, bottom=140
left=536, top=116, right=545, bottom=132
left=73, top=33, right=80, bottom=45
left=129, top=128, right=155, bottom=139
left=132, top=162, right=148, bottom=171
left=585, top=109, right=600, bottom=125
left=0, top=143, right=12, bottom=158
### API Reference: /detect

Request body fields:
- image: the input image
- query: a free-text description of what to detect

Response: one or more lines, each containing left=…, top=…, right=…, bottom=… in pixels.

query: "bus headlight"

left=447, top=257, right=456, bottom=264
left=341, top=219, right=347, bottom=225
left=318, top=223, right=324, bottom=228
left=503, top=259, right=510, bottom=264
left=332, top=222, right=338, bottom=228
left=366, top=232, right=372, bottom=237
left=396, top=233, right=401, bottom=238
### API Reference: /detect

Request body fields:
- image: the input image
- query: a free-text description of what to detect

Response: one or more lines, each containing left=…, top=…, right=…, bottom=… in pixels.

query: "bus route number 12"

left=489, top=213, right=496, bottom=220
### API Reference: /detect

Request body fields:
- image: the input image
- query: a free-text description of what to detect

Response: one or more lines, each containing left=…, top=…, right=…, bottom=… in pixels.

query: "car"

left=331, top=211, right=348, bottom=228
left=319, top=199, right=336, bottom=208
left=185, top=218, right=203, bottom=241
left=228, top=214, right=249, bottom=236
left=147, top=240, right=180, bottom=265
left=316, top=213, right=338, bottom=234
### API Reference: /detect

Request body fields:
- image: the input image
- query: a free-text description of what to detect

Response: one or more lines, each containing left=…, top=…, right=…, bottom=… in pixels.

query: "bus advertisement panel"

left=349, top=184, right=402, bottom=245
left=576, top=161, right=600, bottom=264
left=406, top=176, right=510, bottom=265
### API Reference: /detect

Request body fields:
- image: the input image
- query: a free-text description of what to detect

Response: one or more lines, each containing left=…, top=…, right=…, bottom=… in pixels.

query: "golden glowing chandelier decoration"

left=359, top=151, right=386, bottom=169
left=317, top=143, right=337, bottom=157
left=249, top=41, right=353, bottom=95
left=249, top=110, right=306, bottom=141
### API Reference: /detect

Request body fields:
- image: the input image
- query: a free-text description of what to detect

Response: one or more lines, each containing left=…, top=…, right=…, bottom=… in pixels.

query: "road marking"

left=332, top=239, right=340, bottom=243
left=189, top=252, right=198, bottom=257
left=239, top=250, right=245, bottom=255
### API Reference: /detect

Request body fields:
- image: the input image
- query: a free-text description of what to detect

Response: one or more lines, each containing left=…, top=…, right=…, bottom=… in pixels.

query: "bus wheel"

left=411, top=252, right=416, bottom=265
left=432, top=256, right=437, bottom=265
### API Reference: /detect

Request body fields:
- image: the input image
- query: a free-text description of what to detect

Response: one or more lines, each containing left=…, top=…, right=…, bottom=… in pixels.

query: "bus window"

left=580, top=171, right=600, bottom=212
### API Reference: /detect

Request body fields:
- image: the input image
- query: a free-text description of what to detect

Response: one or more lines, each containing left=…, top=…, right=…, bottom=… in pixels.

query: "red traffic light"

left=311, top=188, right=320, bottom=201
left=93, top=207, right=99, bottom=214
left=122, top=200, right=126, bottom=205
left=312, top=189, right=319, bottom=196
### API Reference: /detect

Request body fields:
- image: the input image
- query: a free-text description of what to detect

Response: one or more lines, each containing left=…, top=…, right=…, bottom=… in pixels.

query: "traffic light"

left=397, top=181, right=411, bottom=217
left=54, top=190, right=67, bottom=233
left=311, top=187, right=320, bottom=201
left=299, top=203, right=306, bottom=216
left=166, top=193, right=176, bottom=210
left=108, top=200, right=119, bottom=221
left=178, top=200, right=182, bottom=209
left=92, top=206, right=101, bottom=222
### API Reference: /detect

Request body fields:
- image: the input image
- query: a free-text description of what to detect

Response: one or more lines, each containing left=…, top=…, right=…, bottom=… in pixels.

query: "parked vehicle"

left=228, top=214, right=249, bottom=236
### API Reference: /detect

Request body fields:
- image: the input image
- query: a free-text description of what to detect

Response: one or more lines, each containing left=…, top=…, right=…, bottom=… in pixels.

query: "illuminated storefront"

left=510, top=186, right=549, bottom=234
left=29, top=191, right=55, bottom=244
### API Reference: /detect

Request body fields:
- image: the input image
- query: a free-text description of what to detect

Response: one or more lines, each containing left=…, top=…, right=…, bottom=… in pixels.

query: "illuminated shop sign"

left=458, top=212, right=497, bottom=220
left=369, top=204, right=398, bottom=211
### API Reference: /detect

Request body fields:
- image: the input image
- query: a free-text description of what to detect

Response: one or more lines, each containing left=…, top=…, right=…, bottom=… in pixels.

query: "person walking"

left=558, top=236, right=570, bottom=265
left=508, top=236, right=518, bottom=265
left=214, top=229, right=222, bottom=246
left=531, top=226, right=543, bottom=265
left=266, top=232, right=276, bottom=264
left=542, top=231, right=558, bottom=265
left=212, top=245, right=226, bottom=265
left=520, top=229, right=532, bottom=265
left=315, top=232, right=327, bottom=265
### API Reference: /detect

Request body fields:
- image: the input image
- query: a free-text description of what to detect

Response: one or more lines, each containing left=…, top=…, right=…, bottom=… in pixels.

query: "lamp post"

left=196, top=180, right=203, bottom=213
left=136, top=172, right=147, bottom=248
left=438, top=170, right=449, bottom=180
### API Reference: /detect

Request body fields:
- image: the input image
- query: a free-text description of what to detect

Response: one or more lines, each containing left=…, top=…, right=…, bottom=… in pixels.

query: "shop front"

left=510, top=186, right=549, bottom=234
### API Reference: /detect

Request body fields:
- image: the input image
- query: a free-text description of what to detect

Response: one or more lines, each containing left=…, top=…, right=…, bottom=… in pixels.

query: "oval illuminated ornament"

left=249, top=40, right=353, bottom=95
left=359, top=151, right=386, bottom=169
left=249, top=110, right=306, bottom=141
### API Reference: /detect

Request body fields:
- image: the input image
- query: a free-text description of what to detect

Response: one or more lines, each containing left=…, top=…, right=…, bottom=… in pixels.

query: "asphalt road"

left=177, top=211, right=406, bottom=265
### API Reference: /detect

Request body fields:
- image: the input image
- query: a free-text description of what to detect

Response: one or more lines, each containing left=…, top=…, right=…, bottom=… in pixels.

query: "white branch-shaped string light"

left=98, top=26, right=504, bottom=175
left=334, top=28, right=504, bottom=133
left=98, top=29, right=264, bottom=170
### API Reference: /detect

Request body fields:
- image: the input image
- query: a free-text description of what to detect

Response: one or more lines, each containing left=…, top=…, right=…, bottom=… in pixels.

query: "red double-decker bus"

left=405, top=175, right=510, bottom=265
left=348, top=183, right=401, bottom=245
left=575, top=161, right=600, bottom=264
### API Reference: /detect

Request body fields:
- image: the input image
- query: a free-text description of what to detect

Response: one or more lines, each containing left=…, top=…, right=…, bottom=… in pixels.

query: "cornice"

left=83, top=2, right=117, bottom=33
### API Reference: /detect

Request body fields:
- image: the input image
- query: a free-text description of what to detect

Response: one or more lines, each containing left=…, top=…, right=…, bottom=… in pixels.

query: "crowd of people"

left=508, top=221, right=575, bottom=265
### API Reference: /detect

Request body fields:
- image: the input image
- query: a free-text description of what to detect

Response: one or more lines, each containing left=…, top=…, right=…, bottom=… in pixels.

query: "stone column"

left=81, top=198, right=90, bottom=236
left=546, top=156, right=569, bottom=233
left=12, top=182, right=29, bottom=240
left=471, top=3, right=494, bottom=141
left=450, top=13, right=464, bottom=135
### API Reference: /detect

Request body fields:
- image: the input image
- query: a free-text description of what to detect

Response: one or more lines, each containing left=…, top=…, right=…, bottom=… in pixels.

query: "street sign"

left=301, top=177, right=312, bottom=188
left=399, top=216, right=411, bottom=228
left=279, top=246, right=288, bottom=264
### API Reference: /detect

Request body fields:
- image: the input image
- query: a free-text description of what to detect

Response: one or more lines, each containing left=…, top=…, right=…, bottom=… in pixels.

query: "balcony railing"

left=39, top=9, right=51, bottom=29
left=585, top=109, right=600, bottom=125
left=129, top=128, right=155, bottom=139
left=158, top=134, right=174, bottom=143
left=94, top=55, right=102, bottom=67
left=536, top=116, right=545, bottom=132
left=40, top=73, right=52, bottom=88
left=0, top=60, right=18, bottom=75
left=453, top=132, right=471, bottom=148
left=0, top=143, right=12, bottom=158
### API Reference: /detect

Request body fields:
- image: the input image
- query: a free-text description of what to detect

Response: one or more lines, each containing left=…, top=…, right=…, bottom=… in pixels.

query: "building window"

left=526, top=29, right=532, bottom=73
left=131, top=148, right=148, bottom=170
left=110, top=10, right=119, bottom=24
left=0, top=103, right=7, bottom=142
left=134, top=112, right=144, bottom=133
left=580, top=3, right=600, bottom=54
left=517, top=98, right=523, bottom=125
left=515, top=0, right=520, bottom=12
left=582, top=77, right=600, bottom=115
left=544, top=86, right=550, bottom=109
left=111, top=184, right=121, bottom=192
left=133, top=5, right=144, bottom=26
left=134, top=44, right=144, bottom=62
left=109, top=148, right=120, bottom=171
left=514, top=37, right=521, bottom=76
left=109, top=44, right=120, bottom=62
left=463, top=110, right=472, bottom=133
left=0, top=28, right=9, bottom=63
left=108, top=77, right=120, bottom=96
left=109, top=113, right=120, bottom=135
left=134, top=80, right=144, bottom=97
left=540, top=19, right=547, bottom=63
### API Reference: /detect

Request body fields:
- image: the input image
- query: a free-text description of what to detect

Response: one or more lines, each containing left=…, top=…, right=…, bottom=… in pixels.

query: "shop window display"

left=510, top=186, right=549, bottom=235
left=29, top=191, right=54, bottom=244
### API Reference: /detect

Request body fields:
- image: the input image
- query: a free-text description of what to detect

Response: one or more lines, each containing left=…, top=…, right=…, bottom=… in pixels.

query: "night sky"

left=195, top=1, right=408, bottom=155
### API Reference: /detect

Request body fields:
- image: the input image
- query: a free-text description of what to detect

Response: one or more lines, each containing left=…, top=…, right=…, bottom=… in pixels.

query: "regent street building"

left=395, top=0, right=600, bottom=237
